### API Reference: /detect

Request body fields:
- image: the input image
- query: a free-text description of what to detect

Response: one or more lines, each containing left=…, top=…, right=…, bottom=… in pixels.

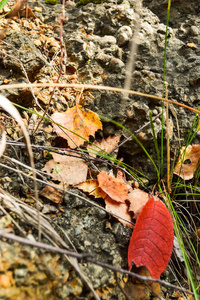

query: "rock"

left=117, top=25, right=133, bottom=46
left=1, top=32, right=46, bottom=81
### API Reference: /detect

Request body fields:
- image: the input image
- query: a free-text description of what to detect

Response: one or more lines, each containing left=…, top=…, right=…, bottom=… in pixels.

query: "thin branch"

left=86, top=258, right=195, bottom=296
left=0, top=230, right=93, bottom=260
left=123, top=0, right=142, bottom=99
left=0, top=83, right=199, bottom=115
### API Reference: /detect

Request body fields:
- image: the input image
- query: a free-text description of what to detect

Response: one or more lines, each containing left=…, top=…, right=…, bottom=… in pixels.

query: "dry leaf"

left=6, top=0, right=23, bottom=18
left=105, top=197, right=133, bottom=228
left=128, top=189, right=160, bottom=219
left=19, top=7, right=37, bottom=18
left=87, top=135, right=121, bottom=158
left=40, top=185, right=64, bottom=204
left=174, top=144, right=200, bottom=180
left=42, top=151, right=88, bottom=185
left=127, top=189, right=150, bottom=219
left=76, top=179, right=107, bottom=199
left=52, top=105, right=102, bottom=148
left=97, top=171, right=129, bottom=203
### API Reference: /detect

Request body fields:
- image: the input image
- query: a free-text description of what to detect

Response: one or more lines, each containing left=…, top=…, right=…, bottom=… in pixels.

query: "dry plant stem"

left=1, top=83, right=200, bottom=115
left=0, top=230, right=92, bottom=259
left=0, top=95, right=40, bottom=240
left=0, top=205, right=26, bottom=236
left=110, top=111, right=162, bottom=155
left=34, top=0, right=67, bottom=133
left=123, top=0, right=142, bottom=99
left=86, top=258, right=195, bottom=296
left=0, top=229, right=195, bottom=297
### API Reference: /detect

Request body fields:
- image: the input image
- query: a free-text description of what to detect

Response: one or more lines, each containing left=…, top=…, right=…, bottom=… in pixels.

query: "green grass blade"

left=0, top=0, right=9, bottom=10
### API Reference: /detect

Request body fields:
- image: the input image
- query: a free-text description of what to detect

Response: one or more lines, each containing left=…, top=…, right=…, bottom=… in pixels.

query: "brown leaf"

left=127, top=189, right=160, bottom=219
left=19, top=7, right=37, bottom=18
left=97, top=171, right=129, bottom=203
left=40, top=185, right=64, bottom=204
left=42, top=151, right=88, bottom=185
left=6, top=0, right=24, bottom=18
left=105, top=197, right=133, bottom=228
left=127, top=189, right=150, bottom=219
left=87, top=135, right=121, bottom=158
left=52, top=106, right=102, bottom=148
left=174, top=144, right=200, bottom=180
left=76, top=179, right=107, bottom=199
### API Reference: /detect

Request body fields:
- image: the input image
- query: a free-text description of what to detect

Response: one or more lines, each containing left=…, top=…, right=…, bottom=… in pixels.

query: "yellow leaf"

left=52, top=106, right=102, bottom=148
left=76, top=179, right=107, bottom=199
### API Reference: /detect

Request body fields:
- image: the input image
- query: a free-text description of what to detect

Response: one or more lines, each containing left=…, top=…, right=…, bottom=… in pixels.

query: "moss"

left=45, top=0, right=58, bottom=5
left=76, top=0, right=105, bottom=7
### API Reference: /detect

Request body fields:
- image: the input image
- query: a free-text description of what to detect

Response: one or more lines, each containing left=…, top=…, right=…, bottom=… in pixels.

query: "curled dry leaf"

left=42, top=151, right=88, bottom=185
left=127, top=189, right=159, bottom=219
left=76, top=171, right=133, bottom=227
left=76, top=179, right=107, bottom=199
left=174, top=144, right=200, bottom=180
left=105, top=197, right=134, bottom=228
left=87, top=135, right=121, bottom=158
left=51, top=106, right=102, bottom=148
left=128, top=198, right=174, bottom=279
left=97, top=171, right=129, bottom=203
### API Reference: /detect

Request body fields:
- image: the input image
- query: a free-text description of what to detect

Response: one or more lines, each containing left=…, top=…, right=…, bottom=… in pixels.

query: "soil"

left=0, top=0, right=199, bottom=299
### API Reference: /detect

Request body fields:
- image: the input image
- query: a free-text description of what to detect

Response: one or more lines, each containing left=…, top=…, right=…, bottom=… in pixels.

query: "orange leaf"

left=52, top=106, right=102, bottom=148
left=105, top=197, right=134, bottom=228
left=174, top=144, right=200, bottom=180
left=76, top=179, right=107, bottom=199
left=97, top=171, right=129, bottom=203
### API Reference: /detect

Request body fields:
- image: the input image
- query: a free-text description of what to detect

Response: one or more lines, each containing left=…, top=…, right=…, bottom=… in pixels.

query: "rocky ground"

left=0, top=0, right=199, bottom=299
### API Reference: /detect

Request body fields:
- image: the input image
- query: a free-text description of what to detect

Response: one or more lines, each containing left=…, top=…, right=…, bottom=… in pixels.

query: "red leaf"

left=128, top=198, right=174, bottom=279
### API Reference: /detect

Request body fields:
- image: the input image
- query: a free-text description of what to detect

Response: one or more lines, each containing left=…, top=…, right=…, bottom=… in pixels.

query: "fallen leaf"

left=128, top=197, right=174, bottom=279
left=42, top=151, right=88, bottom=185
left=124, top=266, right=160, bottom=300
left=128, top=189, right=159, bottom=219
left=76, top=179, right=107, bottom=199
left=19, top=7, right=37, bottom=18
left=87, top=135, right=121, bottom=158
left=105, top=197, right=133, bottom=228
left=174, top=144, right=200, bottom=180
left=52, top=106, right=102, bottom=148
left=6, top=0, right=23, bottom=18
left=40, top=185, right=64, bottom=204
left=97, top=171, right=129, bottom=203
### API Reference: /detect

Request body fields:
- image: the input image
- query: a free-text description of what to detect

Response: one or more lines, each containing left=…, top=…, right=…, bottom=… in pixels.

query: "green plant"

left=0, top=0, right=9, bottom=10
left=45, top=0, right=58, bottom=5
